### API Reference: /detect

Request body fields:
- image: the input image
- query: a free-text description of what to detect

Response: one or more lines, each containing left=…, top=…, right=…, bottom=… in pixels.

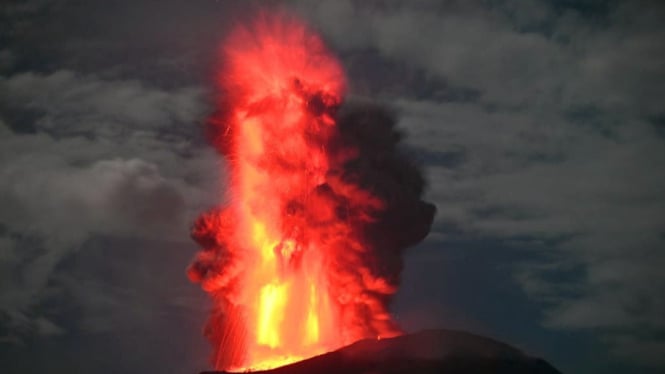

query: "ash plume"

left=322, top=100, right=437, bottom=332
left=186, top=12, right=436, bottom=370
left=189, top=99, right=435, bottom=367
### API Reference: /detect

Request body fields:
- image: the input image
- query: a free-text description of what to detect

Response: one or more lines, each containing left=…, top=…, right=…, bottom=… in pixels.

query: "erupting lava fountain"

left=188, top=12, right=435, bottom=372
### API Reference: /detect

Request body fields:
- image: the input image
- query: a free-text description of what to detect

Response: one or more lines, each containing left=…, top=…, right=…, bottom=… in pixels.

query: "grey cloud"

left=0, top=70, right=206, bottom=137
left=605, top=334, right=665, bottom=366
left=296, top=0, right=569, bottom=106
left=299, top=0, right=665, bottom=116
left=1, top=157, right=187, bottom=242
left=0, top=69, right=218, bottom=344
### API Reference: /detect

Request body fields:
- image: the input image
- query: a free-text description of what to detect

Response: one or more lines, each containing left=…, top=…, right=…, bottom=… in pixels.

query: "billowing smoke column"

left=188, top=12, right=435, bottom=371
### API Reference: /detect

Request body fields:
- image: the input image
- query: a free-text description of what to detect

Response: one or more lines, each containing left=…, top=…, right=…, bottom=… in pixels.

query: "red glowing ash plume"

left=188, top=12, right=435, bottom=371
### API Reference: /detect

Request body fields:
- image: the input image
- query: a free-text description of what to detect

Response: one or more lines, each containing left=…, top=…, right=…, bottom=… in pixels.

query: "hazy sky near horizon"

left=1, top=1, right=664, bottom=373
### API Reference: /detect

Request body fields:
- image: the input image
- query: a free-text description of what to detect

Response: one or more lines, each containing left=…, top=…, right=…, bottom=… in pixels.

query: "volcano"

left=182, top=9, right=564, bottom=374
left=200, top=329, right=562, bottom=374
left=187, top=10, right=562, bottom=374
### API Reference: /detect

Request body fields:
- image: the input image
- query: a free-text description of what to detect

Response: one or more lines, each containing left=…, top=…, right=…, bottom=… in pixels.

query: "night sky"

left=1, top=1, right=664, bottom=374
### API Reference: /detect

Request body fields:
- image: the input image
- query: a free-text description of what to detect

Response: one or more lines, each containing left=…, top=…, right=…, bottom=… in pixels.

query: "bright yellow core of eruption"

left=232, top=109, right=341, bottom=370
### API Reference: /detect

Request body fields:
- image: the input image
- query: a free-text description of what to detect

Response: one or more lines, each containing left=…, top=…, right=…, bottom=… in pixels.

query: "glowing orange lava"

left=188, top=13, right=405, bottom=371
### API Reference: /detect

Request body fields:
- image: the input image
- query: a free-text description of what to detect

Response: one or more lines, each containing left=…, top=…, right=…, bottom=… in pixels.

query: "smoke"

left=187, top=12, right=435, bottom=370
left=321, top=100, right=437, bottom=333
left=335, top=101, right=436, bottom=250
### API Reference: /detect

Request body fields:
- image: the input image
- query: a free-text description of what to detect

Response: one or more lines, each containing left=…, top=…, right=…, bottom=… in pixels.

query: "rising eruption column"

left=188, top=12, right=435, bottom=371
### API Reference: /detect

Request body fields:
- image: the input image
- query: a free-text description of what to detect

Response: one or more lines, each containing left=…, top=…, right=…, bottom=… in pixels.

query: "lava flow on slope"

left=188, top=12, right=435, bottom=372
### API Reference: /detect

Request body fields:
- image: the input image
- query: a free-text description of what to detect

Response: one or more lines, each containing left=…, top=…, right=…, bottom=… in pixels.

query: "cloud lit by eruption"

left=187, top=12, right=435, bottom=371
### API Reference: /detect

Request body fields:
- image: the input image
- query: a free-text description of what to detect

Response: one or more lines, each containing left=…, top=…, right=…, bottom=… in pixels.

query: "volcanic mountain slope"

left=202, top=329, right=562, bottom=374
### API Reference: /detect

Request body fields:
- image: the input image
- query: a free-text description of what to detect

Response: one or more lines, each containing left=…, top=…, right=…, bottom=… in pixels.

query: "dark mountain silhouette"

left=201, top=329, right=561, bottom=374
